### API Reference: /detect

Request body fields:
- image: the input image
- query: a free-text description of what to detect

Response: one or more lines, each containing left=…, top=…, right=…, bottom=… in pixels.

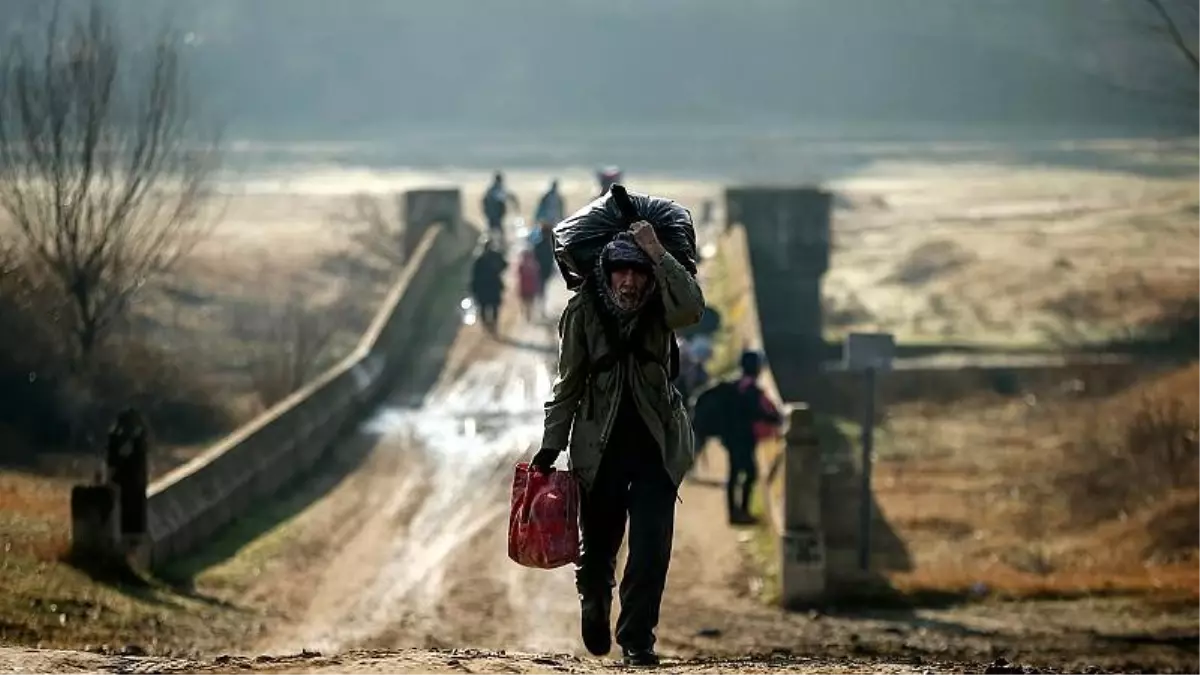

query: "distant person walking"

left=470, top=236, right=507, bottom=334
left=528, top=222, right=558, bottom=316
left=692, top=350, right=783, bottom=524
left=700, top=199, right=714, bottom=227
left=517, top=248, right=542, bottom=322
left=534, top=179, right=565, bottom=227
left=531, top=180, right=564, bottom=314
left=482, top=171, right=520, bottom=242
left=596, top=166, right=622, bottom=198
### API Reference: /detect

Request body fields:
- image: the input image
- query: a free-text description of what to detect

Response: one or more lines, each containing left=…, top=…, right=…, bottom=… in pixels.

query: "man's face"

left=610, top=267, right=651, bottom=310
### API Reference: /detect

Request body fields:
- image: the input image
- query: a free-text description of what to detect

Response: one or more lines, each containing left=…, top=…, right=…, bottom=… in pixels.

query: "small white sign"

left=844, top=332, right=895, bottom=372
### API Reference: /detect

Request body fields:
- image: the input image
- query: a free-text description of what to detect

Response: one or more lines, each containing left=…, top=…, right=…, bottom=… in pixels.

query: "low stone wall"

left=709, top=224, right=789, bottom=534
left=819, top=356, right=1170, bottom=421
left=138, top=222, right=471, bottom=567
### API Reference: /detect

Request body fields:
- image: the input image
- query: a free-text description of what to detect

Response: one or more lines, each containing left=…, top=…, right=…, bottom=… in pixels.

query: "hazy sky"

left=2, top=0, right=1196, bottom=144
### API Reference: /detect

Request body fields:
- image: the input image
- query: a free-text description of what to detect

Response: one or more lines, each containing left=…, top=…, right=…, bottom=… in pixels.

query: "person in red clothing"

left=692, top=350, right=783, bottom=524
left=517, top=248, right=542, bottom=322
left=596, top=166, right=622, bottom=198
left=727, top=350, right=783, bottom=523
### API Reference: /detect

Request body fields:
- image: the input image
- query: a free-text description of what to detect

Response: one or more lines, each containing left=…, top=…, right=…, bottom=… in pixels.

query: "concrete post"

left=403, top=189, right=463, bottom=259
left=70, top=483, right=123, bottom=565
left=69, top=409, right=152, bottom=571
left=724, top=187, right=832, bottom=404
left=779, top=404, right=826, bottom=607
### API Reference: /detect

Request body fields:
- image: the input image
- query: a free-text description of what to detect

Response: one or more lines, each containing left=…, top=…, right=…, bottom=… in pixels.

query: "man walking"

left=534, top=178, right=565, bottom=227
left=482, top=171, right=519, bottom=241
left=517, top=247, right=542, bottom=322
left=531, top=222, right=704, bottom=666
left=710, top=350, right=783, bottom=524
left=469, top=236, right=507, bottom=333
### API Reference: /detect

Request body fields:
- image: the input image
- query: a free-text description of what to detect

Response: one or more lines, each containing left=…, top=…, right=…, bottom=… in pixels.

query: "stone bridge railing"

left=71, top=189, right=474, bottom=569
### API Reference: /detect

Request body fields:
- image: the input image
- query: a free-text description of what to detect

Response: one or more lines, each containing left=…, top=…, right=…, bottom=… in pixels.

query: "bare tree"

left=239, top=293, right=340, bottom=408
left=0, top=1, right=219, bottom=367
left=1144, top=0, right=1199, bottom=72
left=330, top=192, right=407, bottom=269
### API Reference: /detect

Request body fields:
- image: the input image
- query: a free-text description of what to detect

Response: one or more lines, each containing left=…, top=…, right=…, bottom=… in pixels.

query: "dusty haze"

left=2, top=0, right=1196, bottom=173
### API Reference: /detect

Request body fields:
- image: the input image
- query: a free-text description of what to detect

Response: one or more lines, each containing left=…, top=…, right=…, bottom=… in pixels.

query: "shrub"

left=1058, top=364, right=1199, bottom=529
left=0, top=247, right=232, bottom=468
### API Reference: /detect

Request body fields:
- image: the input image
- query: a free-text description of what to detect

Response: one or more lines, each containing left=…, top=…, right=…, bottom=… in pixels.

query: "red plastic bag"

left=753, top=420, right=781, bottom=442
left=508, top=462, right=581, bottom=569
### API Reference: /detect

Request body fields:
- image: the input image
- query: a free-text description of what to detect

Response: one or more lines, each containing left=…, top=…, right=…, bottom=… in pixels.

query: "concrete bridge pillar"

left=70, top=483, right=122, bottom=566
left=403, top=189, right=463, bottom=259
left=724, top=187, right=832, bottom=402
left=780, top=405, right=827, bottom=607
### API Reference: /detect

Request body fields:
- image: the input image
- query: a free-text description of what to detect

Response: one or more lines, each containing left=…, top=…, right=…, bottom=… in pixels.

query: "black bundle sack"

left=552, top=185, right=698, bottom=291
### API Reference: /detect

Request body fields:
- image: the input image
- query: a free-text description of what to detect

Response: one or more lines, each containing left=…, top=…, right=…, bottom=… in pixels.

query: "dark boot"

left=727, top=442, right=758, bottom=525
left=739, top=454, right=759, bottom=518
left=622, top=647, right=661, bottom=667
left=730, top=509, right=758, bottom=525
left=725, top=468, right=741, bottom=524
left=580, top=592, right=612, bottom=656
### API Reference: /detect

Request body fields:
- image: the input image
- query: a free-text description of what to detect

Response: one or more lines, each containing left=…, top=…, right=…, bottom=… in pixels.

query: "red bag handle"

left=519, top=467, right=547, bottom=524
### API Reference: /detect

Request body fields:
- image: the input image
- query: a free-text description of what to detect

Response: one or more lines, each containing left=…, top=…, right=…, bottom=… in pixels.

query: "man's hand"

left=531, top=447, right=561, bottom=473
left=630, top=221, right=666, bottom=263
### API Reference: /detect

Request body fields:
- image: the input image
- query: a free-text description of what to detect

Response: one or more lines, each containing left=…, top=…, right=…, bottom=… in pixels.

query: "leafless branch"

left=237, top=292, right=340, bottom=408
left=0, top=0, right=219, bottom=366
left=329, top=192, right=406, bottom=269
left=1144, top=0, right=1199, bottom=71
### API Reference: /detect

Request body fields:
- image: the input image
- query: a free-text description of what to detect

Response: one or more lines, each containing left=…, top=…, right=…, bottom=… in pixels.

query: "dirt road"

left=2, top=170, right=1195, bottom=673
left=259, top=287, right=579, bottom=656
left=0, top=645, right=981, bottom=674
left=222, top=265, right=801, bottom=661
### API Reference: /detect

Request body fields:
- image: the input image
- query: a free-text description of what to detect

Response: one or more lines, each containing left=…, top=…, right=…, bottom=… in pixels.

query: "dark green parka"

left=541, top=252, right=705, bottom=489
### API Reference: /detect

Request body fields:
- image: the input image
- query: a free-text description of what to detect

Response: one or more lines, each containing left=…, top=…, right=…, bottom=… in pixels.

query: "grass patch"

left=0, top=547, right=248, bottom=653
left=0, top=472, right=73, bottom=563
left=161, top=465, right=342, bottom=591
left=701, top=231, right=749, bottom=380
left=871, top=364, right=1199, bottom=604
left=743, top=488, right=781, bottom=606
left=888, top=563, right=1200, bottom=604
left=0, top=437, right=271, bottom=653
left=704, top=227, right=791, bottom=607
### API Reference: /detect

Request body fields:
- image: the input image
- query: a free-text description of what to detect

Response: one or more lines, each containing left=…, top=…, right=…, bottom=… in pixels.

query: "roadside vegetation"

left=704, top=209, right=1198, bottom=606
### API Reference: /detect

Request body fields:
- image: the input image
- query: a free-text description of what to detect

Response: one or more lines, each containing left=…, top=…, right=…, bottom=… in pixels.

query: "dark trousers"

left=576, top=402, right=677, bottom=652
left=480, top=302, right=499, bottom=329
left=725, top=437, right=757, bottom=517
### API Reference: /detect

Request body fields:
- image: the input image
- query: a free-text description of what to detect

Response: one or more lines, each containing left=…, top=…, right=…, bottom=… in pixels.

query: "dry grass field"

left=703, top=155, right=1197, bottom=621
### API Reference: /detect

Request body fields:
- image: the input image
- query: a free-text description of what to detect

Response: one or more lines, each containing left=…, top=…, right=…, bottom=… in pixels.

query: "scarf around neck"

left=592, top=254, right=657, bottom=341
